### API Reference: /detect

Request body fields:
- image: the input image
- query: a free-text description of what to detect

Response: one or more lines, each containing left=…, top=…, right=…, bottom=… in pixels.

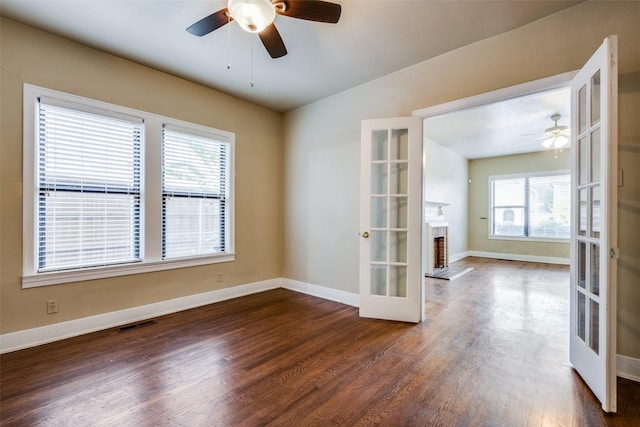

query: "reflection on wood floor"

left=1, top=257, right=638, bottom=426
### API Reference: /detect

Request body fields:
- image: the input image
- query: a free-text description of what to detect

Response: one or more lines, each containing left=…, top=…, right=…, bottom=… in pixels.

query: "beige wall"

left=283, top=1, right=640, bottom=358
left=468, top=150, right=570, bottom=259
left=0, top=19, right=284, bottom=333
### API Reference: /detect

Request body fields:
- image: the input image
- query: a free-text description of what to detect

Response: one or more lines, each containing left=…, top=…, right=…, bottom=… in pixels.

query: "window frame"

left=488, top=171, right=570, bottom=243
left=23, top=84, right=235, bottom=288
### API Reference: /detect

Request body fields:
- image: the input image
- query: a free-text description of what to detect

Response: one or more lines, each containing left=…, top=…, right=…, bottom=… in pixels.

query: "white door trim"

left=412, top=71, right=577, bottom=119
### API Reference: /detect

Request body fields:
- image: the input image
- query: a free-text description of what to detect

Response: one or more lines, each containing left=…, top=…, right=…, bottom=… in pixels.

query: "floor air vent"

left=117, top=320, right=156, bottom=333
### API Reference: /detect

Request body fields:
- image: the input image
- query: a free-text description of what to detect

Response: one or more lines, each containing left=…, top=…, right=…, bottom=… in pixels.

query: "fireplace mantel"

left=425, top=201, right=450, bottom=223
left=424, top=201, right=450, bottom=207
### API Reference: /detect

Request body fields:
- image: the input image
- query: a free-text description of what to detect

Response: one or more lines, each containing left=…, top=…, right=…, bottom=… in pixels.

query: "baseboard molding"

left=282, top=279, right=360, bottom=308
left=449, top=251, right=470, bottom=264
left=467, top=250, right=569, bottom=265
left=0, top=278, right=282, bottom=354
left=617, top=354, right=640, bottom=382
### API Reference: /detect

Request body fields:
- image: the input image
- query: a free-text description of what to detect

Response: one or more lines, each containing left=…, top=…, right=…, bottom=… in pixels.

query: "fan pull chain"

left=226, top=14, right=232, bottom=70
left=250, top=38, right=255, bottom=87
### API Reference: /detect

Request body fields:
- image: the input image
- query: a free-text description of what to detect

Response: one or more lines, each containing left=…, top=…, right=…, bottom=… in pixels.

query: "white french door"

left=569, top=36, right=618, bottom=412
left=359, top=117, right=423, bottom=323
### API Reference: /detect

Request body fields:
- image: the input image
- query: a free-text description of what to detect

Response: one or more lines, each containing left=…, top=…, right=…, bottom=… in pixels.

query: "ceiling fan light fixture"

left=543, top=135, right=569, bottom=149
left=554, top=135, right=569, bottom=149
left=228, top=0, right=276, bottom=33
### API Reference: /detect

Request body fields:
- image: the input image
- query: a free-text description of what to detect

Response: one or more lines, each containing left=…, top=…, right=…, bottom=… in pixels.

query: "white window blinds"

left=491, top=173, right=570, bottom=239
left=37, top=101, right=142, bottom=272
left=492, top=177, right=526, bottom=237
left=162, top=125, right=229, bottom=259
left=528, top=174, right=570, bottom=238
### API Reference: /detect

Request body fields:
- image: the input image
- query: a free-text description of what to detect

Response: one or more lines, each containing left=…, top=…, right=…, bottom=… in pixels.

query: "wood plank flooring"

left=1, top=257, right=639, bottom=426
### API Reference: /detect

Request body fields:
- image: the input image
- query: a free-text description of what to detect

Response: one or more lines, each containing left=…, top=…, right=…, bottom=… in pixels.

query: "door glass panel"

left=591, top=70, right=601, bottom=126
left=370, top=197, right=387, bottom=228
left=390, top=129, right=408, bottom=160
left=578, top=189, right=587, bottom=236
left=591, top=243, right=600, bottom=296
left=370, top=265, right=386, bottom=296
left=578, top=291, right=586, bottom=341
left=389, top=196, right=407, bottom=229
left=590, top=299, right=600, bottom=354
left=578, top=84, right=587, bottom=134
left=370, top=231, right=386, bottom=262
left=578, top=137, right=588, bottom=185
left=591, top=185, right=600, bottom=238
left=578, top=241, right=586, bottom=289
left=389, top=265, right=407, bottom=297
left=372, top=130, right=388, bottom=161
left=371, top=164, right=387, bottom=195
left=389, top=162, right=408, bottom=195
left=388, top=231, right=407, bottom=263
left=591, top=128, right=601, bottom=182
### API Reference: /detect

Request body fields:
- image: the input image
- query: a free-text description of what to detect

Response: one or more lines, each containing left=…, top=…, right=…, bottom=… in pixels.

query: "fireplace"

left=424, top=201, right=449, bottom=275
left=433, top=230, right=447, bottom=269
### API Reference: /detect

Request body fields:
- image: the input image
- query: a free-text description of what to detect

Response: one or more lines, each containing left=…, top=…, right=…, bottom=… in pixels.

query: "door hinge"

left=610, top=248, right=620, bottom=259
left=618, top=169, right=624, bottom=187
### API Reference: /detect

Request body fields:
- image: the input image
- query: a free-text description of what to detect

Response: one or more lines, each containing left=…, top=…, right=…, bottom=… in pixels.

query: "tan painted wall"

left=0, top=19, right=284, bottom=333
left=468, top=150, right=570, bottom=259
left=283, top=1, right=640, bottom=358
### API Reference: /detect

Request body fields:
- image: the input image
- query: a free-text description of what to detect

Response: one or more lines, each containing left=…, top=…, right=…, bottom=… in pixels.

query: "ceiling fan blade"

left=186, top=9, right=231, bottom=36
left=279, top=0, right=341, bottom=23
left=259, top=23, right=287, bottom=58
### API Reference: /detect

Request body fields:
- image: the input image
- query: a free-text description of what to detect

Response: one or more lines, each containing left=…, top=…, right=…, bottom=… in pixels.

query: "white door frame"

left=413, top=71, right=577, bottom=119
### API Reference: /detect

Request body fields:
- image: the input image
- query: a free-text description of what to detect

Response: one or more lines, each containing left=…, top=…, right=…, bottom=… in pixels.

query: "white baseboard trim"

left=449, top=251, right=470, bottom=264
left=282, top=279, right=360, bottom=308
left=467, top=250, right=569, bottom=265
left=0, top=278, right=282, bottom=354
left=617, top=354, right=640, bottom=382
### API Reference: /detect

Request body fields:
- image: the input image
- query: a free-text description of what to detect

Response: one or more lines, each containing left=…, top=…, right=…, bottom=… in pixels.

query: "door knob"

left=362, top=231, right=369, bottom=238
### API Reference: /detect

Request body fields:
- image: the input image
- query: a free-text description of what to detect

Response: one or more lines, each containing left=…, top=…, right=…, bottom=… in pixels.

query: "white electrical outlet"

left=47, top=299, right=59, bottom=314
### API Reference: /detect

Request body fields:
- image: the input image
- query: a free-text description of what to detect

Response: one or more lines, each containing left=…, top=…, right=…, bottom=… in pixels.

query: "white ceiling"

left=424, top=86, right=571, bottom=159
left=1, top=0, right=581, bottom=113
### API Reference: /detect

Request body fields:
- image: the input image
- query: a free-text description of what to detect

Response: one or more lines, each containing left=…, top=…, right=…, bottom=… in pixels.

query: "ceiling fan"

left=540, top=113, right=570, bottom=149
left=186, top=0, right=342, bottom=59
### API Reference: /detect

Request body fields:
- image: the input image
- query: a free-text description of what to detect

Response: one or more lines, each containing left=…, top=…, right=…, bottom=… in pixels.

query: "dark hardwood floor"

left=1, top=257, right=639, bottom=426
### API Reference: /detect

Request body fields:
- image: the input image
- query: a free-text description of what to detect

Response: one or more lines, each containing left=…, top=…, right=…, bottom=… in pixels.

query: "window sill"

left=488, top=236, right=569, bottom=244
left=22, top=253, right=236, bottom=288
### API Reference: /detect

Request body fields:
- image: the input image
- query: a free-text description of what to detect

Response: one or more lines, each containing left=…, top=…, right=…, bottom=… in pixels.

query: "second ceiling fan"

left=186, top=0, right=342, bottom=59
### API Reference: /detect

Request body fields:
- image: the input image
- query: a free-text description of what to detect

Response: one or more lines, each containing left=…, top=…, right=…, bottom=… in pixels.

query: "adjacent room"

left=1, top=1, right=639, bottom=425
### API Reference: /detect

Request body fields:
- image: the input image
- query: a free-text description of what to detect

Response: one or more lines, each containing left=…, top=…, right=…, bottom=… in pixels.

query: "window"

left=23, top=85, right=235, bottom=287
left=162, top=126, right=230, bottom=259
left=490, top=172, right=570, bottom=240
left=36, top=101, right=142, bottom=272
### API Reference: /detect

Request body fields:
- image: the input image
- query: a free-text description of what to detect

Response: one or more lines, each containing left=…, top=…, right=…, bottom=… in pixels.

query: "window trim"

left=488, top=170, right=570, bottom=243
left=22, top=84, right=235, bottom=288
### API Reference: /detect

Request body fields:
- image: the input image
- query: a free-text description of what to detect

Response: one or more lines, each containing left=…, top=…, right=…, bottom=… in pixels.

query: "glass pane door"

left=569, top=36, right=617, bottom=413
left=360, top=117, right=422, bottom=323
left=370, top=129, right=409, bottom=298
